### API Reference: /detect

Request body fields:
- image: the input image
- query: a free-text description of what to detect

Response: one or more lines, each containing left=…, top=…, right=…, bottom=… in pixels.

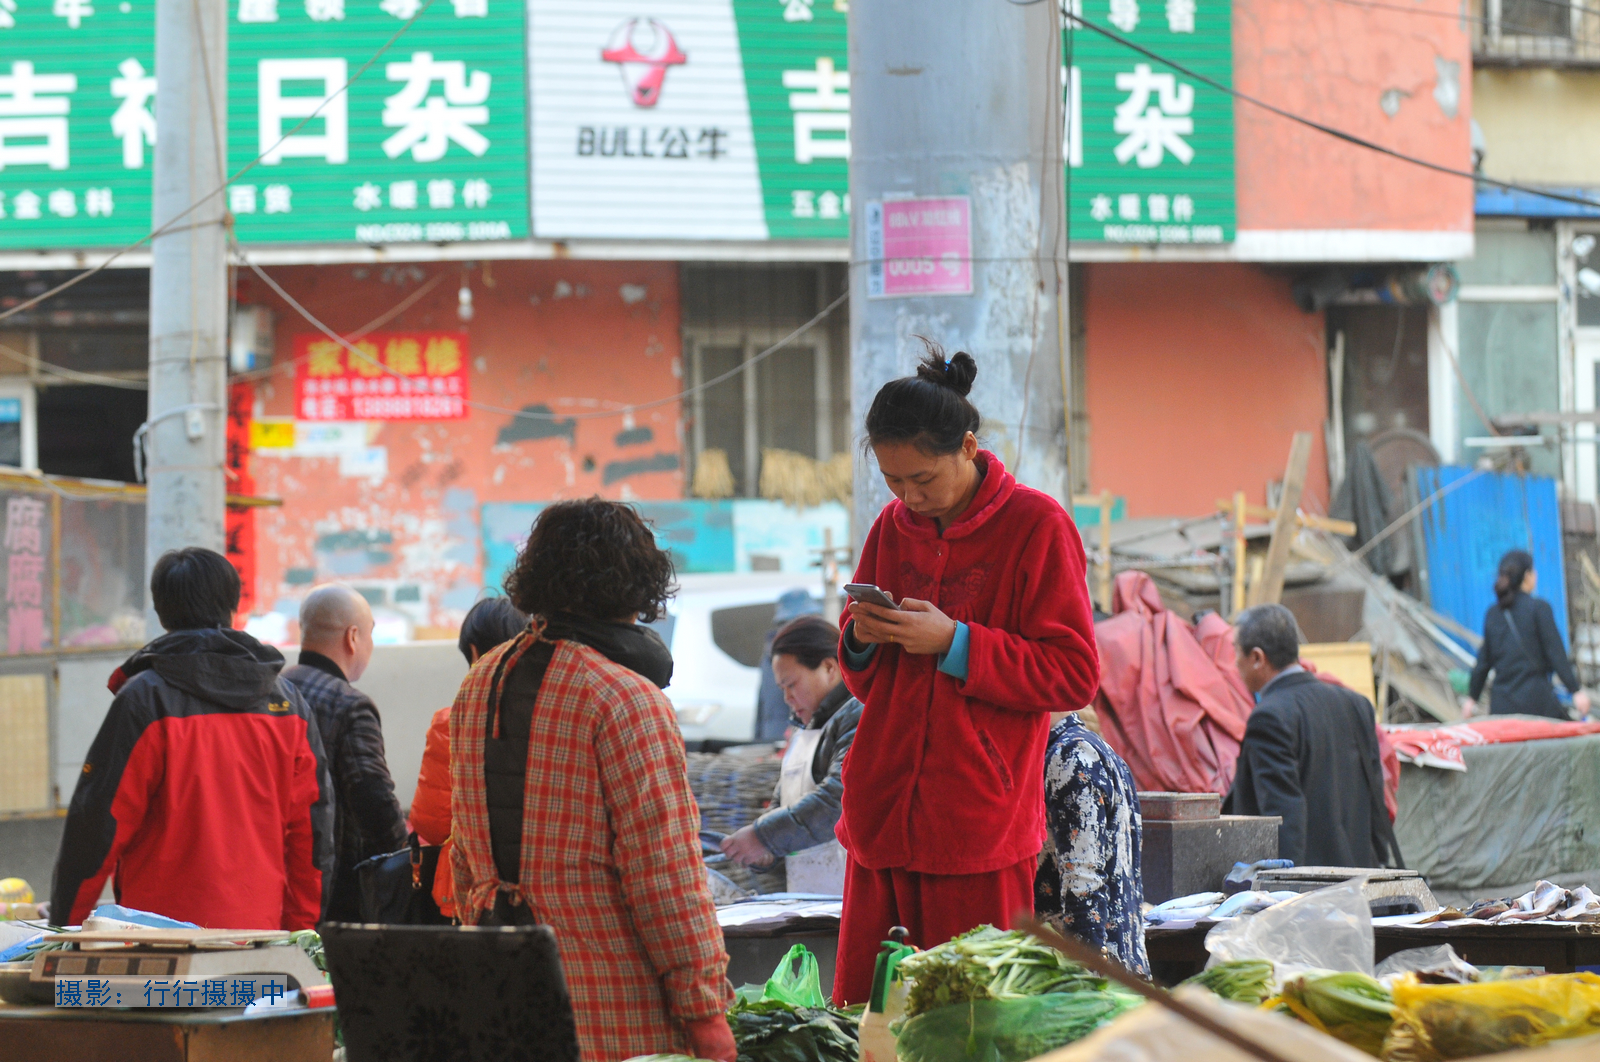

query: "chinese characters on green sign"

left=730, top=0, right=850, bottom=241
left=1067, top=0, right=1235, bottom=243
left=0, top=0, right=527, bottom=249
left=229, top=0, right=527, bottom=244
left=0, top=1, right=154, bottom=248
left=0, top=0, right=1230, bottom=249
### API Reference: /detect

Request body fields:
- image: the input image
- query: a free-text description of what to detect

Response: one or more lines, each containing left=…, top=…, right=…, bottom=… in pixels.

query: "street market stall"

left=1387, top=722, right=1600, bottom=906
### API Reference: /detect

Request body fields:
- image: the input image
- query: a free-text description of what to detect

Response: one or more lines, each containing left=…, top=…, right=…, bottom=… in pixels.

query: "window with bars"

left=1477, top=0, right=1600, bottom=62
left=680, top=263, right=851, bottom=502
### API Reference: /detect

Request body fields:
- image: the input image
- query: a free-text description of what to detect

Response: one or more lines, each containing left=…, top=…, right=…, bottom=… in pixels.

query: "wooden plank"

left=1248, top=432, right=1314, bottom=608
left=1098, top=490, right=1113, bottom=613
left=0, top=672, right=49, bottom=813
left=1232, top=491, right=1248, bottom=617
left=1299, top=642, right=1375, bottom=707
left=1214, top=499, right=1356, bottom=537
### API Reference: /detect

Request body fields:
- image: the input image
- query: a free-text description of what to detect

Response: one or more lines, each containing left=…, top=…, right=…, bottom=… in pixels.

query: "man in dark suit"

left=1224, top=604, right=1401, bottom=868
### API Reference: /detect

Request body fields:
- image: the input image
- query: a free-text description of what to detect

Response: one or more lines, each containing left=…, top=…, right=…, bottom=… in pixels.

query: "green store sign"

left=0, top=0, right=1230, bottom=249
left=1067, top=1, right=1236, bottom=244
left=0, top=0, right=527, bottom=249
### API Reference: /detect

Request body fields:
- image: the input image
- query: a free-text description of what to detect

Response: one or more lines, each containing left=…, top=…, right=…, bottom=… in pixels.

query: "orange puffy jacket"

left=411, top=706, right=456, bottom=918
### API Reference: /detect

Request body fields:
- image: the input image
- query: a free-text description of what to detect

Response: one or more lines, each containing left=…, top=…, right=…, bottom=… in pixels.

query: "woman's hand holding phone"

left=851, top=597, right=958, bottom=656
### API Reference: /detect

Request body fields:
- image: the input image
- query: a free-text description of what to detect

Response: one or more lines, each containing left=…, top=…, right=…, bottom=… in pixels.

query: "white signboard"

left=528, top=0, right=768, bottom=239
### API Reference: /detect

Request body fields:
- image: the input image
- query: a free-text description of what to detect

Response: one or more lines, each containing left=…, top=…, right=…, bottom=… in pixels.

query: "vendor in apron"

left=721, top=615, right=863, bottom=882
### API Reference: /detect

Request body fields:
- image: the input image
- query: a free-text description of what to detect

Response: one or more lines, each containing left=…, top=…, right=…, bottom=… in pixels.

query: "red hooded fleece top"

left=838, top=451, right=1100, bottom=875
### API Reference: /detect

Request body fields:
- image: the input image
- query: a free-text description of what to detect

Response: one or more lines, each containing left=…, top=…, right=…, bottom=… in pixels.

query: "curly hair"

left=503, top=498, right=675, bottom=622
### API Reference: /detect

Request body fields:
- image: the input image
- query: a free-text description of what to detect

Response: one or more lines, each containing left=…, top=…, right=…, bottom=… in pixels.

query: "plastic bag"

left=1382, top=972, right=1600, bottom=1061
left=1204, top=878, right=1374, bottom=986
left=762, top=943, right=825, bottom=1009
left=1373, top=945, right=1478, bottom=986
left=894, top=989, right=1142, bottom=1062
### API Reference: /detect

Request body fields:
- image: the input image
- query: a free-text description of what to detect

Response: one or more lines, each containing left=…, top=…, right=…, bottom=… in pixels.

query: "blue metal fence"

left=1414, top=466, right=1567, bottom=653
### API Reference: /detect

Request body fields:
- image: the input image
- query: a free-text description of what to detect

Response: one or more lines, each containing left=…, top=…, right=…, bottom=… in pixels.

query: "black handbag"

left=355, top=832, right=452, bottom=925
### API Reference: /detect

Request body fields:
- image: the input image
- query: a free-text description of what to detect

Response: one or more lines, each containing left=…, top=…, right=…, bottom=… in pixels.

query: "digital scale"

left=1252, top=866, right=1440, bottom=917
left=5, top=928, right=326, bottom=1007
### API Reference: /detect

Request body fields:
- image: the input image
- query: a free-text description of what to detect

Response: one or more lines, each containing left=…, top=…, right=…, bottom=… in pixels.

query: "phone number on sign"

left=350, top=395, right=466, bottom=419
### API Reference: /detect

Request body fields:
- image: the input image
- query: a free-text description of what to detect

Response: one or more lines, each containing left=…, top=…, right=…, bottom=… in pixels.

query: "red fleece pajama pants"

left=831, top=854, right=1038, bottom=1005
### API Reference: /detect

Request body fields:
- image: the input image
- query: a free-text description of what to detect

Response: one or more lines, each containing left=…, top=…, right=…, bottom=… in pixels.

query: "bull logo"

left=601, top=18, right=687, bottom=108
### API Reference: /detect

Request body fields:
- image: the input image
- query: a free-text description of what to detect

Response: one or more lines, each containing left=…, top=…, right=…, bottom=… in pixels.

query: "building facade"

left=0, top=1, right=1483, bottom=831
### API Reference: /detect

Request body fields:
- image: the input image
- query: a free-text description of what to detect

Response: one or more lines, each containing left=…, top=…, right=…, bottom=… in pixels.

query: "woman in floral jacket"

left=449, top=499, right=734, bottom=1062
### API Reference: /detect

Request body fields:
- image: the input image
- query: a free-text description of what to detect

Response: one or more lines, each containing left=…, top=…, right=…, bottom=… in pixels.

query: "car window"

left=645, top=614, right=676, bottom=649
left=710, top=602, right=777, bottom=667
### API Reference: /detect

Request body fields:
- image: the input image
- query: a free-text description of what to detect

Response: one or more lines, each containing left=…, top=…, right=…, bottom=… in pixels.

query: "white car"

left=649, top=572, right=825, bottom=747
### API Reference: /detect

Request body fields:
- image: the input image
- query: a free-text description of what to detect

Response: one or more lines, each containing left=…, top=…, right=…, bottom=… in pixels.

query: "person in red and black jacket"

left=832, top=343, right=1100, bottom=1005
left=51, top=548, right=332, bottom=930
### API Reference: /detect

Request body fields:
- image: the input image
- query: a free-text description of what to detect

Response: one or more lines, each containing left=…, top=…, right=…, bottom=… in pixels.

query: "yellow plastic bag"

left=1382, top=972, right=1600, bottom=1061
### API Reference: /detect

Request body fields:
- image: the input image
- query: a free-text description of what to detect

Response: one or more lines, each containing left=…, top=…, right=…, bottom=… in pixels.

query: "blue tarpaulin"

left=1414, top=466, right=1567, bottom=652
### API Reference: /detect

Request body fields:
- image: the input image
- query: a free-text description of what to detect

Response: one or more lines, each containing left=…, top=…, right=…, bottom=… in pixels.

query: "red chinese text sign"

left=294, top=332, right=470, bottom=421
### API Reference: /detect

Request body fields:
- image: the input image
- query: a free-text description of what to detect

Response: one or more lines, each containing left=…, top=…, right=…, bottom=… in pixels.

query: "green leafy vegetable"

left=896, top=988, right=1144, bottom=1062
left=288, top=929, right=326, bottom=974
left=726, top=996, right=859, bottom=1062
left=1181, top=959, right=1276, bottom=1004
left=1281, top=970, right=1394, bottom=1057
left=895, top=925, right=1106, bottom=1018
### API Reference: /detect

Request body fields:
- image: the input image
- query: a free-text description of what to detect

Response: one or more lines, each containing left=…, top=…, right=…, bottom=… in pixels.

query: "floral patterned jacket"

left=1033, top=712, right=1149, bottom=976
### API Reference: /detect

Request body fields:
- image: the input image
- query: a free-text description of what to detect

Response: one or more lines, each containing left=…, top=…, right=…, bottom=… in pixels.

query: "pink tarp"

left=1093, top=572, right=1253, bottom=796
left=1381, top=717, right=1600, bottom=771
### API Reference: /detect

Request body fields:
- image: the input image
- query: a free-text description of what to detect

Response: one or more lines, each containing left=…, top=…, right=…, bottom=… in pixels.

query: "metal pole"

left=145, top=0, right=229, bottom=635
left=849, top=0, right=1069, bottom=549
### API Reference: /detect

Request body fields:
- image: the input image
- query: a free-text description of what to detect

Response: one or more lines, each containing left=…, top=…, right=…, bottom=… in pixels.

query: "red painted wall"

left=240, top=260, right=682, bottom=634
left=1234, top=0, right=1472, bottom=233
left=1083, top=263, right=1329, bottom=519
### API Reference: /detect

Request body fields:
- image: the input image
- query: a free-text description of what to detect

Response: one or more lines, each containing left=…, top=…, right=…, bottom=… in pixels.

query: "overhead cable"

left=233, top=242, right=850, bottom=423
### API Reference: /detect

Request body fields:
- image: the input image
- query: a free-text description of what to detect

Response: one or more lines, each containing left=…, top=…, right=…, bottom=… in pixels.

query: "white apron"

left=778, top=727, right=825, bottom=807
left=777, top=726, right=847, bottom=894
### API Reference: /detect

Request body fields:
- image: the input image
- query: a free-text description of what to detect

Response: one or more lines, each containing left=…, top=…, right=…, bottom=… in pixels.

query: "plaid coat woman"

left=451, top=630, right=731, bottom=1060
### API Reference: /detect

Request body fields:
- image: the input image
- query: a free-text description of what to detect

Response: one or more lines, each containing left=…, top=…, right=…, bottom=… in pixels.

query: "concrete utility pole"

left=849, top=0, right=1069, bottom=545
left=145, top=0, right=229, bottom=633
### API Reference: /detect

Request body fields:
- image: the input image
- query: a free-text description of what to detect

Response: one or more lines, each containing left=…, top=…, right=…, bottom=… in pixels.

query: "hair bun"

left=914, top=345, right=978, bottom=398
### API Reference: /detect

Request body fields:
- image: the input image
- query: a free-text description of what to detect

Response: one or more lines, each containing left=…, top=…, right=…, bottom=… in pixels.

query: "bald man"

left=282, top=585, right=407, bottom=921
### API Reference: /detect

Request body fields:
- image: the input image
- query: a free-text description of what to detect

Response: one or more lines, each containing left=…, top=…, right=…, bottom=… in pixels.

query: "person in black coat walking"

left=1464, top=550, right=1590, bottom=721
left=1223, top=604, right=1401, bottom=869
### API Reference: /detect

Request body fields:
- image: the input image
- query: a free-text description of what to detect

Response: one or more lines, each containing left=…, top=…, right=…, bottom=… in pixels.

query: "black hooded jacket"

left=51, top=628, right=334, bottom=929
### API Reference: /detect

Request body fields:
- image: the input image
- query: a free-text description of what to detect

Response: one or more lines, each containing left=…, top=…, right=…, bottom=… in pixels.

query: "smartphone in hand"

left=844, top=583, right=900, bottom=610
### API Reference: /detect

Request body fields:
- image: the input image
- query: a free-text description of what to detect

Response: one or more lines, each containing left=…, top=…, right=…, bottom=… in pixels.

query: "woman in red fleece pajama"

left=833, top=344, right=1100, bottom=1004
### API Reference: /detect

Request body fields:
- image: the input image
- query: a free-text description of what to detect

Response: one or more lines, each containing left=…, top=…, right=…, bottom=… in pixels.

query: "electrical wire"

left=0, top=0, right=439, bottom=330
left=1063, top=9, right=1600, bottom=212
left=1011, top=0, right=1061, bottom=477
left=233, top=241, right=850, bottom=423
left=231, top=270, right=450, bottom=383
left=0, top=341, right=149, bottom=390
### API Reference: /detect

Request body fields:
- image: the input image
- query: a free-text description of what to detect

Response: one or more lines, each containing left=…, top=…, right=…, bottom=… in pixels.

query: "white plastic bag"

left=1202, top=877, right=1374, bottom=986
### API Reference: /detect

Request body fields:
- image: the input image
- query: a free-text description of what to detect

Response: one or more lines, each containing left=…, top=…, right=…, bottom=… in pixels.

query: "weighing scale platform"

left=0, top=927, right=334, bottom=1062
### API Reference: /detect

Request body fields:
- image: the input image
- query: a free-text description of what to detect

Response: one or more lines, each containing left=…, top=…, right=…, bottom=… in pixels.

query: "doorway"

left=36, top=385, right=147, bottom=483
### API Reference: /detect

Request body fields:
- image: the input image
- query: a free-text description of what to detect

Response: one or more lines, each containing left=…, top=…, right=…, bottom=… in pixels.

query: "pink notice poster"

left=866, top=196, right=973, bottom=298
